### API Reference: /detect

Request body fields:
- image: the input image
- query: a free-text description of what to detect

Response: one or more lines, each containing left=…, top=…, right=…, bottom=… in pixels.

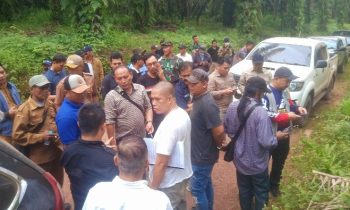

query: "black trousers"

left=270, top=137, right=290, bottom=188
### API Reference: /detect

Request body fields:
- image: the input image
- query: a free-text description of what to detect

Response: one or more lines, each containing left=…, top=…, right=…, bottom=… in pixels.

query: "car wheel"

left=337, top=62, right=344, bottom=73
left=298, top=94, right=313, bottom=128
left=323, top=76, right=335, bottom=100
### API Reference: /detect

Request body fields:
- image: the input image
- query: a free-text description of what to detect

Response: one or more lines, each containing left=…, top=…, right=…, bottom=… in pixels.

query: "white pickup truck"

left=230, top=37, right=337, bottom=125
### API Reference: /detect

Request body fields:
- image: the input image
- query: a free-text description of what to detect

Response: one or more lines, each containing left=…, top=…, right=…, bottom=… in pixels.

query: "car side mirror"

left=316, top=60, right=327, bottom=68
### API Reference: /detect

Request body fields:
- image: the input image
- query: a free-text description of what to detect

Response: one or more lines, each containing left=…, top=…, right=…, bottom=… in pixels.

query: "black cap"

left=178, top=43, right=187, bottom=49
left=186, top=68, right=209, bottom=84
left=274, top=67, right=298, bottom=81
left=82, top=45, right=93, bottom=53
left=252, top=53, right=264, bottom=64
left=245, top=76, right=271, bottom=93
left=224, top=37, right=230, bottom=43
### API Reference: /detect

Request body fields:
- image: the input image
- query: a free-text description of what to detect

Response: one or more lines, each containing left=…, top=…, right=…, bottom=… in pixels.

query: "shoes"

left=270, top=186, right=281, bottom=197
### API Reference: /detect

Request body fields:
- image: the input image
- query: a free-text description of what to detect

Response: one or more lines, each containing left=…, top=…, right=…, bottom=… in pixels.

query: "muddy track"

left=62, top=65, right=350, bottom=210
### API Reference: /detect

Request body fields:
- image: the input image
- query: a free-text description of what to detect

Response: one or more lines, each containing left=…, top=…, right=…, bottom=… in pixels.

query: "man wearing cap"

left=12, top=75, right=63, bottom=185
left=0, top=64, right=21, bottom=144
left=151, top=44, right=162, bottom=59
left=208, top=56, right=237, bottom=120
left=262, top=67, right=307, bottom=197
left=101, top=51, right=124, bottom=100
left=176, top=43, right=193, bottom=62
left=187, top=68, right=226, bottom=210
left=158, top=41, right=183, bottom=84
left=56, top=74, right=90, bottom=147
left=104, top=65, right=153, bottom=144
left=224, top=77, right=279, bottom=210
left=238, top=53, right=272, bottom=93
left=44, top=53, right=67, bottom=96
left=218, top=37, right=233, bottom=58
left=55, top=54, right=97, bottom=109
left=193, top=45, right=212, bottom=72
left=82, top=45, right=105, bottom=92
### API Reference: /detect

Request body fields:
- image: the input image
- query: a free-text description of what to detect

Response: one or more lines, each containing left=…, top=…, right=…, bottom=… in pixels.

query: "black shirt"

left=190, top=92, right=221, bottom=165
left=137, top=73, right=160, bottom=91
left=61, top=140, right=118, bottom=210
left=207, top=47, right=219, bottom=62
left=101, top=72, right=117, bottom=100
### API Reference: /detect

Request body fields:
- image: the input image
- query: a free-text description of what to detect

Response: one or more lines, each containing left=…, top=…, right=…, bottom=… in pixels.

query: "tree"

left=282, top=0, right=304, bottom=36
left=236, top=0, right=262, bottom=34
left=316, top=0, right=329, bottom=31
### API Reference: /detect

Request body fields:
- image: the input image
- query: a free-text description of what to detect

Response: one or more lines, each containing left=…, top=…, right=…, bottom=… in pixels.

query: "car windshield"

left=316, top=39, right=337, bottom=49
left=247, top=42, right=311, bottom=67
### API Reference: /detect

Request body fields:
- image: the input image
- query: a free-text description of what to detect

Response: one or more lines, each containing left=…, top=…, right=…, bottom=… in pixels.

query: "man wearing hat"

left=187, top=68, right=225, bottom=210
left=56, top=74, right=90, bottom=147
left=225, top=76, right=279, bottom=210
left=176, top=43, right=193, bottom=62
left=262, top=67, right=307, bottom=197
left=82, top=45, right=105, bottom=93
left=218, top=37, right=233, bottom=58
left=193, top=44, right=212, bottom=72
left=12, top=75, right=63, bottom=185
left=238, top=53, right=272, bottom=93
left=158, top=41, right=183, bottom=84
left=55, top=54, right=97, bottom=109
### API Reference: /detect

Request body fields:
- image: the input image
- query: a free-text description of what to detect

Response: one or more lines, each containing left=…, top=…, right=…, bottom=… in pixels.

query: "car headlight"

left=289, top=81, right=304, bottom=92
left=233, top=74, right=240, bottom=83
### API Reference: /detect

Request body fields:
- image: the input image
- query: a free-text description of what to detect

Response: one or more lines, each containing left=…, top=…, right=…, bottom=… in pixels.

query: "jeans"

left=236, top=169, right=269, bottom=210
left=191, top=164, right=215, bottom=210
left=270, top=137, right=290, bottom=188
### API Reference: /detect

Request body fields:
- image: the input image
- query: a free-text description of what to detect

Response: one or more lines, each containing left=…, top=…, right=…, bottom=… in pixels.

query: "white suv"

left=230, top=37, right=337, bottom=125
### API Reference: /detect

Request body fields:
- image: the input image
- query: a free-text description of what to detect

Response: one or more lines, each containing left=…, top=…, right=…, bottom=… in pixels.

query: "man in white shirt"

left=83, top=135, right=172, bottom=210
left=177, top=43, right=193, bottom=63
left=149, top=81, right=192, bottom=210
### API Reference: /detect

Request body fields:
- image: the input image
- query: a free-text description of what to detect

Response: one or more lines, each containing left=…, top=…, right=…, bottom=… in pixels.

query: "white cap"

left=64, top=74, right=89, bottom=93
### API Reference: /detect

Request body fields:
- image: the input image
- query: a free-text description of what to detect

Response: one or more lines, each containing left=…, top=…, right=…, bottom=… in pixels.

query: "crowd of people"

left=0, top=35, right=307, bottom=210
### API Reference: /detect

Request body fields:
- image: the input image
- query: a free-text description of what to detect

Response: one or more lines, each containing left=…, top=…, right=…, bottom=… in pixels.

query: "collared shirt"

left=175, top=80, right=190, bottom=110
left=87, top=57, right=104, bottom=90
left=101, top=72, right=117, bottom=100
left=238, top=68, right=272, bottom=93
left=218, top=46, right=233, bottom=57
left=44, top=68, right=67, bottom=95
left=158, top=55, right=183, bottom=83
left=176, top=53, right=193, bottom=62
left=61, top=139, right=118, bottom=210
left=0, top=82, right=21, bottom=137
left=83, top=176, right=172, bottom=210
left=12, top=97, right=61, bottom=164
left=190, top=92, right=221, bottom=165
left=56, top=98, right=83, bottom=145
left=192, top=52, right=212, bottom=72
left=104, top=84, right=152, bottom=140
left=224, top=98, right=277, bottom=175
left=208, top=71, right=237, bottom=118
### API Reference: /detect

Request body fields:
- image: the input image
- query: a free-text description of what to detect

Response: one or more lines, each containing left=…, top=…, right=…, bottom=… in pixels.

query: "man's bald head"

left=152, top=81, right=175, bottom=97
left=116, top=135, right=148, bottom=177
left=151, top=81, right=177, bottom=115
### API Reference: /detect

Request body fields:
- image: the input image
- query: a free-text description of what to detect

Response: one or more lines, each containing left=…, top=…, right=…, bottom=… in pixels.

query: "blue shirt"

left=224, top=98, right=277, bottom=175
left=0, top=82, right=21, bottom=136
left=175, top=80, right=190, bottom=110
left=61, top=139, right=118, bottom=210
left=56, top=98, right=83, bottom=144
left=44, top=69, right=67, bottom=95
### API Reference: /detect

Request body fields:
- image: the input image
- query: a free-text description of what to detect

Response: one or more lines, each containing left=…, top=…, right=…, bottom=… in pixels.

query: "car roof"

left=262, top=37, right=322, bottom=47
left=0, top=140, right=45, bottom=173
left=308, top=36, right=340, bottom=41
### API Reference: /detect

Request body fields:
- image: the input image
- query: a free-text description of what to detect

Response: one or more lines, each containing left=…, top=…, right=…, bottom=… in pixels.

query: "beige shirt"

left=238, top=68, right=272, bottom=93
left=208, top=71, right=237, bottom=118
left=12, top=97, right=61, bottom=164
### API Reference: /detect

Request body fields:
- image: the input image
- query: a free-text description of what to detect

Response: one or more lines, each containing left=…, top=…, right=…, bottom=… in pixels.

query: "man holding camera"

left=12, top=75, right=63, bottom=185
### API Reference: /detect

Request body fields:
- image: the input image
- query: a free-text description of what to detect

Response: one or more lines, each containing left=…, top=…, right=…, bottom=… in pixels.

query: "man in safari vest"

left=262, top=67, right=307, bottom=197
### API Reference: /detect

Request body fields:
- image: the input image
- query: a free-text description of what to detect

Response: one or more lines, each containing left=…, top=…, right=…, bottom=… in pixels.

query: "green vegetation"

left=271, top=71, right=350, bottom=209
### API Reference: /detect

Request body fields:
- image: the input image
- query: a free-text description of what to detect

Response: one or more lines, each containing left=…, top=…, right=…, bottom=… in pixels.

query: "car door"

left=314, top=45, right=329, bottom=97
left=337, top=39, right=346, bottom=64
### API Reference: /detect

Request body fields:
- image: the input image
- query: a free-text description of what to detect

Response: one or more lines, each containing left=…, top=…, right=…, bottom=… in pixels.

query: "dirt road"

left=62, top=66, right=350, bottom=210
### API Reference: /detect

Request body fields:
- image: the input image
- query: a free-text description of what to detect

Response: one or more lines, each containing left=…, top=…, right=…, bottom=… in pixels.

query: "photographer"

left=12, top=75, right=63, bottom=185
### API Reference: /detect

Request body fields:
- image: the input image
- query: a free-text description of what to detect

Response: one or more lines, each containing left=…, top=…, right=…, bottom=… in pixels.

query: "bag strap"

left=114, top=87, right=144, bottom=114
left=232, top=104, right=259, bottom=140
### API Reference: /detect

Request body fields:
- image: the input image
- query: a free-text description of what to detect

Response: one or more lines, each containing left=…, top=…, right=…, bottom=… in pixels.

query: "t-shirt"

left=137, top=73, right=160, bottom=92
left=83, top=176, right=172, bottom=210
left=44, top=69, right=67, bottom=95
left=176, top=53, right=193, bottom=63
left=61, top=140, right=118, bottom=210
left=149, top=107, right=192, bottom=189
left=190, top=92, right=221, bottom=165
